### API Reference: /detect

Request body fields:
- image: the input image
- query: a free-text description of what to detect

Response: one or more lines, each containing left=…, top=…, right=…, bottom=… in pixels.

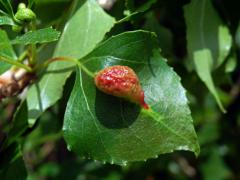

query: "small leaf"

left=26, top=0, right=115, bottom=126
left=0, top=15, right=14, bottom=26
left=63, top=31, right=199, bottom=165
left=11, top=27, right=60, bottom=45
left=184, top=0, right=232, bottom=112
left=0, top=29, right=17, bottom=75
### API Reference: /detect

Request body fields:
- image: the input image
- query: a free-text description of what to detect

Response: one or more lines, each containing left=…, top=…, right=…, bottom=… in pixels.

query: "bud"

left=14, top=3, right=36, bottom=22
left=12, top=24, right=23, bottom=32
left=94, top=65, right=149, bottom=109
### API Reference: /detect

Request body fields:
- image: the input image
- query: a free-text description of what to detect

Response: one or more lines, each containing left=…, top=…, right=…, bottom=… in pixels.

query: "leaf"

left=0, top=15, right=14, bottom=26
left=0, top=29, right=17, bottom=75
left=63, top=31, right=199, bottom=165
left=193, top=49, right=225, bottom=112
left=26, top=0, right=115, bottom=126
left=184, top=0, right=232, bottom=112
left=11, top=27, right=61, bottom=45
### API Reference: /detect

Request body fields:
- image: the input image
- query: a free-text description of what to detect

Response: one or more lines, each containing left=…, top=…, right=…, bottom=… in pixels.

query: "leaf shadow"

left=95, top=89, right=140, bottom=129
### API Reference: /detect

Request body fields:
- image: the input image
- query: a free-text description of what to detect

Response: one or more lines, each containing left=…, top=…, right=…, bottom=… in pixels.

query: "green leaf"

left=0, top=29, right=17, bottom=75
left=184, top=0, right=232, bottom=112
left=26, top=0, right=115, bottom=126
left=0, top=15, right=14, bottom=26
left=63, top=31, right=199, bottom=165
left=193, top=49, right=225, bottom=112
left=11, top=27, right=61, bottom=45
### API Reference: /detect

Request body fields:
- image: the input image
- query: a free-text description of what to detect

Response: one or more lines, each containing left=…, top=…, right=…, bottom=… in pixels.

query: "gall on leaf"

left=94, top=65, right=149, bottom=109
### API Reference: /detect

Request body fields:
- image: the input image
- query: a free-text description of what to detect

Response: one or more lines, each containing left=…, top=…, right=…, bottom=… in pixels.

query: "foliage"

left=0, top=0, right=239, bottom=179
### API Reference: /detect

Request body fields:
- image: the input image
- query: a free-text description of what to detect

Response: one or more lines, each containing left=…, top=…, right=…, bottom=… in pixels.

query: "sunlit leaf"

left=184, top=0, right=232, bottom=112
left=26, top=0, right=115, bottom=126
left=63, top=31, right=199, bottom=165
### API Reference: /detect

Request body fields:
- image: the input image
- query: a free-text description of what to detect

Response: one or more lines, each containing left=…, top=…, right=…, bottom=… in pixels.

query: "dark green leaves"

left=11, top=27, right=61, bottom=45
left=0, top=29, right=17, bottom=75
left=26, top=0, right=115, bottom=125
left=63, top=31, right=199, bottom=165
left=184, top=0, right=232, bottom=112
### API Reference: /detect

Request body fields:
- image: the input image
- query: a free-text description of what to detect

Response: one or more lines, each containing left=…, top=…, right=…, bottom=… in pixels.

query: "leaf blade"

left=63, top=31, right=199, bottom=165
left=184, top=0, right=231, bottom=112
left=0, top=29, right=17, bottom=75
left=0, top=15, right=14, bottom=26
left=11, top=27, right=61, bottom=45
left=26, top=0, right=115, bottom=125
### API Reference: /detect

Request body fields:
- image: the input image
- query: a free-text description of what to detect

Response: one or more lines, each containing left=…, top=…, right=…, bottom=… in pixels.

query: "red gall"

left=94, top=65, right=149, bottom=109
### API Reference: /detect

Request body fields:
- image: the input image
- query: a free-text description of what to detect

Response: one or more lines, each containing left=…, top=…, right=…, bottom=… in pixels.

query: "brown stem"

left=0, top=69, right=35, bottom=101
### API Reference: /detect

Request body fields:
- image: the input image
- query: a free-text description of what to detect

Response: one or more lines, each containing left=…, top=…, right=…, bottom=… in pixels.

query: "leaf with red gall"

left=94, top=65, right=149, bottom=109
